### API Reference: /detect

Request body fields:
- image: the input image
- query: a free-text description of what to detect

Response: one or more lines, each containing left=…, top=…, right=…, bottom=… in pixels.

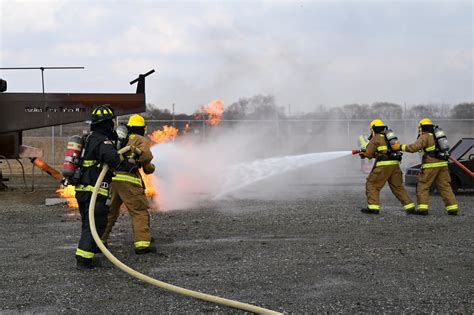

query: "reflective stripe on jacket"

left=112, top=172, right=143, bottom=187
left=75, top=184, right=110, bottom=197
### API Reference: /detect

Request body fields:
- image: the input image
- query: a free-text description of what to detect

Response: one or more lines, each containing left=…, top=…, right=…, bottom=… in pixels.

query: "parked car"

left=405, top=138, right=474, bottom=194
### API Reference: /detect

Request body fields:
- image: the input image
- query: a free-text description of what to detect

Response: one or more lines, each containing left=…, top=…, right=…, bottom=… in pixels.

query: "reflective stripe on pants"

left=368, top=204, right=380, bottom=210
left=446, top=204, right=458, bottom=212
left=76, top=248, right=94, bottom=259
left=134, top=240, right=151, bottom=249
left=417, top=204, right=429, bottom=210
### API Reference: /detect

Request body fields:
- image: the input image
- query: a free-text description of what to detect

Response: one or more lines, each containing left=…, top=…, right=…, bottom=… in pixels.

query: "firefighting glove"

left=391, top=143, right=401, bottom=151
left=142, top=163, right=155, bottom=175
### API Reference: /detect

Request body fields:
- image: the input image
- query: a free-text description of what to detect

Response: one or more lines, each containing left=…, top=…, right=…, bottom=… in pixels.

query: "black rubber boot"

left=414, top=210, right=429, bottom=215
left=360, top=208, right=379, bottom=214
left=447, top=211, right=458, bottom=216
left=135, top=246, right=157, bottom=255
left=76, top=257, right=102, bottom=270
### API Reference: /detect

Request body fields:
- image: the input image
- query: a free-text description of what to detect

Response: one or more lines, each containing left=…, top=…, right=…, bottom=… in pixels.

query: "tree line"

left=145, top=95, right=474, bottom=120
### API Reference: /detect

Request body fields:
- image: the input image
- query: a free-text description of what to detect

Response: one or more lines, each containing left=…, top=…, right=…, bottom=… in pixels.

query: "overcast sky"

left=1, top=0, right=472, bottom=114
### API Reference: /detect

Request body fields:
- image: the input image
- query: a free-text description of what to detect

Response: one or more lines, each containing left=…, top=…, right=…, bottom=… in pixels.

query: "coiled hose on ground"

left=88, top=146, right=282, bottom=314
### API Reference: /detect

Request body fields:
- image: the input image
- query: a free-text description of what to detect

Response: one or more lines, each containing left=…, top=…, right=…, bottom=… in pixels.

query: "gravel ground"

left=0, top=169, right=473, bottom=314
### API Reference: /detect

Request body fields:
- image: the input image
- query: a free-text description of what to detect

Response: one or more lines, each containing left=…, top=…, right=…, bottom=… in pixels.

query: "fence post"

left=52, top=126, right=55, bottom=167
left=202, top=120, right=206, bottom=140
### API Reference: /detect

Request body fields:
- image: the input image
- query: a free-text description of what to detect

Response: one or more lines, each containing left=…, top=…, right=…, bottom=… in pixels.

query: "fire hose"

left=88, top=146, right=282, bottom=314
left=449, top=156, right=474, bottom=177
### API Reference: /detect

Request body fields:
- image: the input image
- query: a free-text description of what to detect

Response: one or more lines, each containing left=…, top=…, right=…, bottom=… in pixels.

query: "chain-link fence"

left=21, top=119, right=474, bottom=170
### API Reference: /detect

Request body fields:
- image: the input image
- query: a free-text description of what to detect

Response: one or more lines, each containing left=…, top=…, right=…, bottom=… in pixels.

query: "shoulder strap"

left=432, top=128, right=441, bottom=151
left=81, top=132, right=105, bottom=164
left=382, top=134, right=393, bottom=153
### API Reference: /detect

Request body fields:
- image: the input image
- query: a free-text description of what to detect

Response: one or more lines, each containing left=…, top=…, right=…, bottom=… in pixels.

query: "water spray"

left=214, top=150, right=352, bottom=199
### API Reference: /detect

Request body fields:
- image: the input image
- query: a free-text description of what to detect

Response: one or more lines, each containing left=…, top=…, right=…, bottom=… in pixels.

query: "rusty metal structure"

left=0, top=69, right=154, bottom=188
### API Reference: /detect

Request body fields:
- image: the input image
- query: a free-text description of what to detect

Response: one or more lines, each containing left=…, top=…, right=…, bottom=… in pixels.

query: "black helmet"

left=91, top=105, right=115, bottom=125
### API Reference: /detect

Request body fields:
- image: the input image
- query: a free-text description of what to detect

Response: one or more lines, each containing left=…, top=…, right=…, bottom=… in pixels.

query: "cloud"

left=54, top=42, right=101, bottom=58
left=1, top=0, right=64, bottom=34
left=0, top=1, right=472, bottom=111
left=106, top=24, right=193, bottom=56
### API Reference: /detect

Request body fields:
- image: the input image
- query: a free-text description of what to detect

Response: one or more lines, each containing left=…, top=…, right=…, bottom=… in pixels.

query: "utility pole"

left=172, top=103, right=175, bottom=127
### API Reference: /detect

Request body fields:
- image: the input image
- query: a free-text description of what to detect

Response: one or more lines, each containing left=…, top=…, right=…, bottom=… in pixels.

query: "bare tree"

left=371, top=102, right=403, bottom=119
left=224, top=94, right=286, bottom=120
left=409, top=105, right=434, bottom=119
left=342, top=103, right=372, bottom=119
left=451, top=103, right=474, bottom=119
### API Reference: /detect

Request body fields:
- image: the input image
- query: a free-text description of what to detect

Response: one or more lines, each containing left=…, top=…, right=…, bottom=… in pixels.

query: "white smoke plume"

left=150, top=123, right=352, bottom=210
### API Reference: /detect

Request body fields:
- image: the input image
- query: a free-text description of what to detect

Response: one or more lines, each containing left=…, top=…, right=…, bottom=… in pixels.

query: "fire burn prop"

left=201, top=99, right=224, bottom=125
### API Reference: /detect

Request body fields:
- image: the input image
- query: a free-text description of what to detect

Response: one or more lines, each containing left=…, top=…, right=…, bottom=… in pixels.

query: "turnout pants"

left=75, top=192, right=109, bottom=260
left=416, top=166, right=458, bottom=213
left=366, top=164, right=415, bottom=212
left=102, top=181, right=151, bottom=249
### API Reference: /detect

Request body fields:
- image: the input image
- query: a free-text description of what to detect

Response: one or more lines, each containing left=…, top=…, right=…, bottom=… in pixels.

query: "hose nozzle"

left=352, top=149, right=360, bottom=155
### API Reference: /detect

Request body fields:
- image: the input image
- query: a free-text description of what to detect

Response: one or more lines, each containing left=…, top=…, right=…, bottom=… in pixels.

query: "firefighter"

left=101, top=114, right=157, bottom=254
left=359, top=119, right=415, bottom=214
left=393, top=118, right=458, bottom=215
left=74, top=105, right=121, bottom=269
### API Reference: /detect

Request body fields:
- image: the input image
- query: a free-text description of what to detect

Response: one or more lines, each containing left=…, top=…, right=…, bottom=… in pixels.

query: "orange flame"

left=148, top=125, right=179, bottom=143
left=140, top=169, right=156, bottom=198
left=56, top=185, right=78, bottom=208
left=201, top=99, right=224, bottom=125
left=144, top=125, right=180, bottom=203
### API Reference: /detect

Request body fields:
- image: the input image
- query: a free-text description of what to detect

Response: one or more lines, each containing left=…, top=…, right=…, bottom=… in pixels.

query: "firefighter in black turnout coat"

left=74, top=105, right=121, bottom=269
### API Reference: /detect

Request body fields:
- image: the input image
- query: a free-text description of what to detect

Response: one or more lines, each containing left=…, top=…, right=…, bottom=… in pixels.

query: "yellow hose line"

left=88, top=146, right=282, bottom=314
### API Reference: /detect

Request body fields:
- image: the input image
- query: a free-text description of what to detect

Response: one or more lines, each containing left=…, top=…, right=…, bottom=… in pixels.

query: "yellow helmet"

left=418, top=118, right=433, bottom=126
left=127, top=114, right=146, bottom=127
left=370, top=119, right=386, bottom=129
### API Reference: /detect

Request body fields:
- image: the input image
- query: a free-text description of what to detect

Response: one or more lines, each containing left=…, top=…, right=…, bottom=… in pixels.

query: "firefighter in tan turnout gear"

left=393, top=118, right=458, bottom=215
left=102, top=114, right=157, bottom=254
left=359, top=119, right=415, bottom=214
